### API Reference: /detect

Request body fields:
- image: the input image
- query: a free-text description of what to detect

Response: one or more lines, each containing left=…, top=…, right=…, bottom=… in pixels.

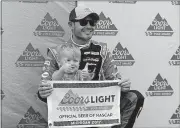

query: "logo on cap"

left=84, top=8, right=92, bottom=13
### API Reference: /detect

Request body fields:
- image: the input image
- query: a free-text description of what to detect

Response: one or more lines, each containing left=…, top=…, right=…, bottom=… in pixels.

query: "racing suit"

left=38, top=39, right=144, bottom=128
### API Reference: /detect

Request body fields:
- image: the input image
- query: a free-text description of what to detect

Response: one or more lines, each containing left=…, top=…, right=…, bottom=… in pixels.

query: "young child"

left=52, top=43, right=92, bottom=81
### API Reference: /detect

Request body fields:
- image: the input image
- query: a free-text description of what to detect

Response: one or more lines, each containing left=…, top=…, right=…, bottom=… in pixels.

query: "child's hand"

left=59, top=63, right=72, bottom=73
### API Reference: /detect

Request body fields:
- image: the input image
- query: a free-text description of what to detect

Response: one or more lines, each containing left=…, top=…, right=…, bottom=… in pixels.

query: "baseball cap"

left=69, top=6, right=99, bottom=21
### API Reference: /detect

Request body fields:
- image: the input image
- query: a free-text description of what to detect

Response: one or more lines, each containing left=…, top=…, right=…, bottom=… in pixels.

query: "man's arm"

left=102, top=49, right=131, bottom=92
left=37, top=48, right=59, bottom=103
left=102, top=49, right=122, bottom=80
left=42, top=48, right=59, bottom=80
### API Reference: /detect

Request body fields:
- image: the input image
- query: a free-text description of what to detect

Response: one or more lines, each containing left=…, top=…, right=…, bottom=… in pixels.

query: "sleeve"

left=102, top=49, right=122, bottom=80
left=41, top=48, right=59, bottom=80
left=37, top=48, right=59, bottom=103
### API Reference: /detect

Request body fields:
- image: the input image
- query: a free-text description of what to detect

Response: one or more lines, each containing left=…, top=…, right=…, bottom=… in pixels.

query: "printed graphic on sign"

left=15, top=43, right=45, bottom=67
left=17, top=106, right=47, bottom=128
left=169, top=46, right=180, bottom=66
left=58, top=89, right=85, bottom=107
left=34, top=12, right=65, bottom=37
left=112, top=42, right=135, bottom=66
left=145, top=13, right=174, bottom=36
left=1, top=27, right=4, bottom=35
left=169, top=105, right=180, bottom=124
left=146, top=74, right=173, bottom=96
left=171, top=1, right=180, bottom=5
left=109, top=0, right=137, bottom=4
left=47, top=81, right=120, bottom=128
left=1, top=90, right=5, bottom=100
left=94, top=12, right=118, bottom=36
left=58, top=89, right=115, bottom=111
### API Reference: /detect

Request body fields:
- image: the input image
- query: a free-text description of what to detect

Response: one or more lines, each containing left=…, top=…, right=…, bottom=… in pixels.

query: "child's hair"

left=56, top=43, right=81, bottom=62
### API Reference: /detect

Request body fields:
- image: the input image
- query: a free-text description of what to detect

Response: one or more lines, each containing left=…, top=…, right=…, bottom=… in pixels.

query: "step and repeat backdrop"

left=1, top=0, right=180, bottom=128
left=78, top=1, right=180, bottom=128
left=1, top=1, right=76, bottom=128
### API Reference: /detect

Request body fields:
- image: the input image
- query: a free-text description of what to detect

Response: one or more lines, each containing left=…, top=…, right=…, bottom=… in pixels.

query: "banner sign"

left=47, top=80, right=121, bottom=128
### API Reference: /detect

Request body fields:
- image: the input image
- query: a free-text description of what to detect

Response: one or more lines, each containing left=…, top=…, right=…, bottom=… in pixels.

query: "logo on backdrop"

left=34, top=12, right=65, bottom=37
left=94, top=12, right=118, bottom=36
left=169, top=45, right=180, bottom=66
left=146, top=74, right=174, bottom=96
left=19, top=0, right=48, bottom=3
left=1, top=90, right=5, bottom=100
left=112, top=42, right=135, bottom=66
left=15, top=43, right=45, bottom=67
left=145, top=13, right=174, bottom=36
left=171, top=1, right=180, bottom=5
left=17, top=106, right=47, bottom=128
left=109, top=0, right=137, bottom=4
left=1, top=27, right=4, bottom=35
left=169, top=105, right=180, bottom=124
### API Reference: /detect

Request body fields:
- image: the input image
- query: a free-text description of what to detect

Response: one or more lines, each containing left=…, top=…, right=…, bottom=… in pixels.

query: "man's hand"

left=38, top=82, right=53, bottom=98
left=118, top=78, right=131, bottom=92
left=81, top=70, right=93, bottom=80
left=81, top=63, right=94, bottom=80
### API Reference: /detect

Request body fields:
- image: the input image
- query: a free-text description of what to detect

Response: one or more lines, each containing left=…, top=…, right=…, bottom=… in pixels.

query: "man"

left=38, top=5, right=144, bottom=128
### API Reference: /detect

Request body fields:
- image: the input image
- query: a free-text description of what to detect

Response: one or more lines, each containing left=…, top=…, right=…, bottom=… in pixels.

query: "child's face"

left=59, top=50, right=80, bottom=73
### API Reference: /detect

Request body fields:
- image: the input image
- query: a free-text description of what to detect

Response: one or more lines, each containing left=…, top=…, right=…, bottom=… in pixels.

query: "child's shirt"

left=60, top=70, right=83, bottom=81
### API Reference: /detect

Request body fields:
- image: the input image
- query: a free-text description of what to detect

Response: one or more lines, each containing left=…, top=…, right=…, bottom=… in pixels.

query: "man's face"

left=71, top=16, right=97, bottom=41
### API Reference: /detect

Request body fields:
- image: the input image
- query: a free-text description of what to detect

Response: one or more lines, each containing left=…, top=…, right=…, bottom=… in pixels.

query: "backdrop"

left=78, top=1, right=180, bottom=128
left=1, top=1, right=76, bottom=128
left=1, top=1, right=180, bottom=128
